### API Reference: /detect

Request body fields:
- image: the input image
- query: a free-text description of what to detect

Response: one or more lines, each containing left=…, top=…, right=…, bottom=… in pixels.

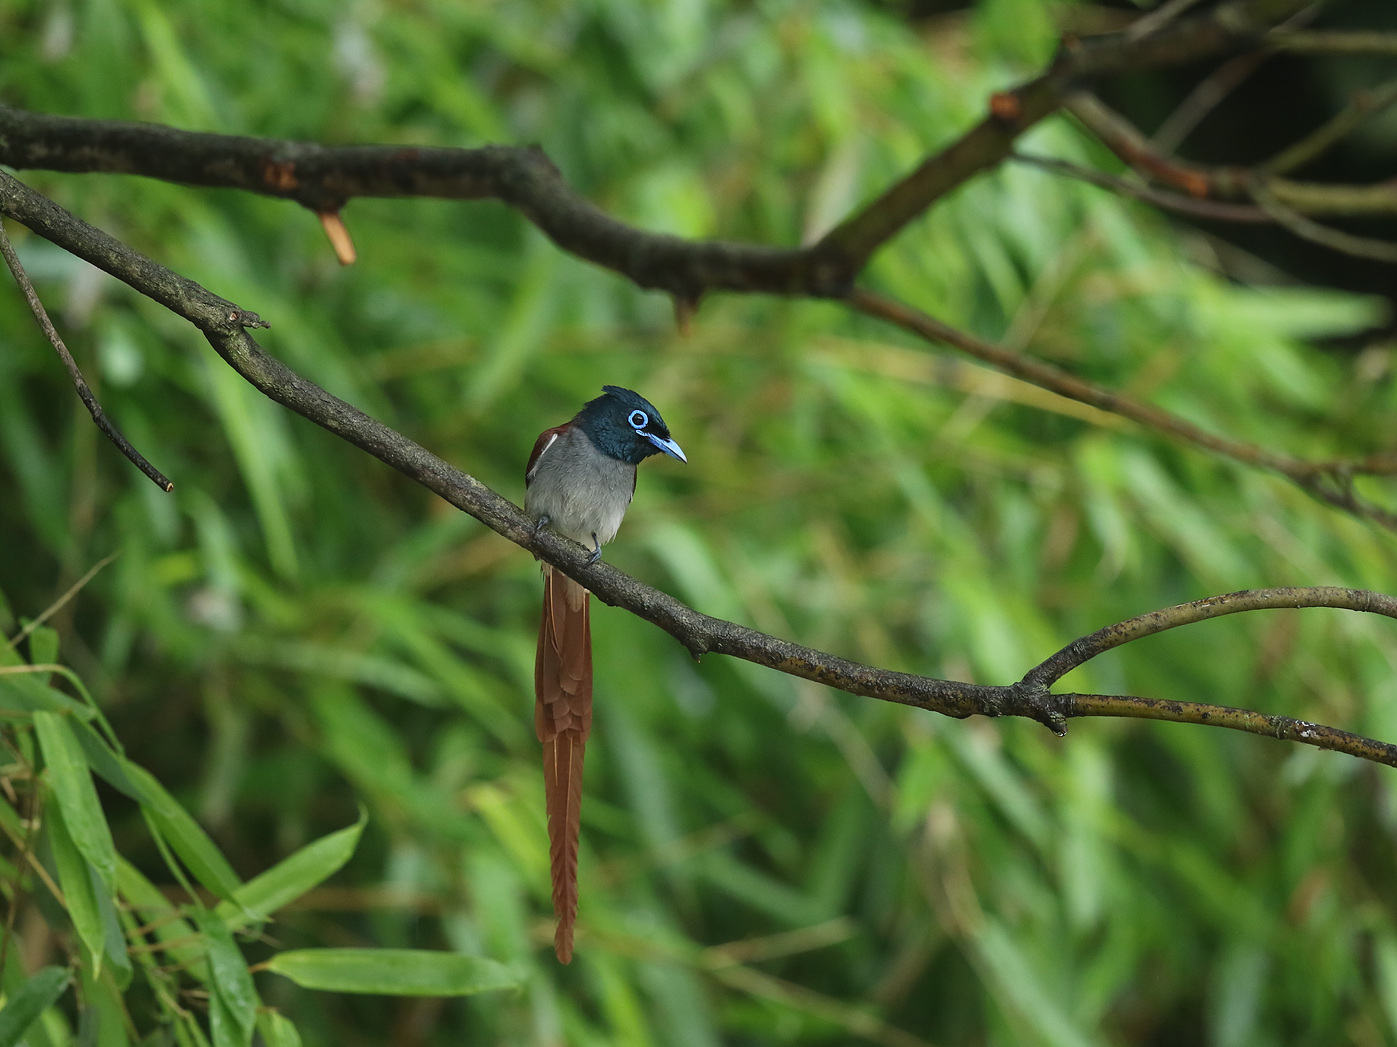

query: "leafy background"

left=2, top=0, right=1397, bottom=1044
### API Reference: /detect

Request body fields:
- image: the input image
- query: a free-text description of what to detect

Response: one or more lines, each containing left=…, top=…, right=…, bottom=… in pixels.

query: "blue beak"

left=644, top=432, right=687, bottom=462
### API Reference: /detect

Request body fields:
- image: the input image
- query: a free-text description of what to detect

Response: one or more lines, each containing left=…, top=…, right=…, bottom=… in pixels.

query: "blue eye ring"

left=628, top=409, right=649, bottom=430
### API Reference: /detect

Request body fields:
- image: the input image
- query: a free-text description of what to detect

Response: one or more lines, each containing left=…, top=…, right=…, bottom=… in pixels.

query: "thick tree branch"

left=817, top=0, right=1310, bottom=266
left=0, top=0, right=1311, bottom=301
left=2, top=169, right=1395, bottom=769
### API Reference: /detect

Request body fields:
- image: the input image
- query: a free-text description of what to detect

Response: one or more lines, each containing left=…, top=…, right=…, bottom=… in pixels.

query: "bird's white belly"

left=525, top=431, right=637, bottom=548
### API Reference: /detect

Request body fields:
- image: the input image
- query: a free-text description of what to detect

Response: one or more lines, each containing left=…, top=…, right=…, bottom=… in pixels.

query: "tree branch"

left=1067, top=92, right=1397, bottom=219
left=0, top=0, right=1313, bottom=301
left=847, top=288, right=1397, bottom=528
left=1262, top=78, right=1397, bottom=176
left=1023, top=587, right=1397, bottom=766
left=1267, top=29, right=1397, bottom=55
left=2, top=169, right=1395, bottom=769
left=1010, top=153, right=1272, bottom=222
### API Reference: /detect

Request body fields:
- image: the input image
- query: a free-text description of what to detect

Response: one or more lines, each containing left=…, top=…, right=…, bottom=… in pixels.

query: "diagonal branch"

left=0, top=220, right=174, bottom=491
left=1010, top=153, right=1271, bottom=222
left=1066, top=92, right=1397, bottom=219
left=0, top=0, right=1312, bottom=301
left=1022, top=587, right=1397, bottom=765
left=847, top=288, right=1397, bottom=528
left=2, top=169, right=1396, bottom=769
left=1267, top=30, right=1397, bottom=55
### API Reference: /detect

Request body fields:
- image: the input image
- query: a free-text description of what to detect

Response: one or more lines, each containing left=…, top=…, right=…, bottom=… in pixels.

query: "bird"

left=524, top=385, right=686, bottom=963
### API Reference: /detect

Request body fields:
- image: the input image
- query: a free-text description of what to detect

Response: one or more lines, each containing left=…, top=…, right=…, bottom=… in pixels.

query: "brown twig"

left=1068, top=91, right=1397, bottom=223
left=1010, top=153, right=1271, bottom=222
left=847, top=287, right=1397, bottom=527
left=1152, top=50, right=1273, bottom=154
left=1020, top=588, right=1397, bottom=765
left=1267, top=30, right=1397, bottom=55
left=1250, top=181, right=1397, bottom=263
left=1025, top=587, right=1397, bottom=687
left=2, top=171, right=1396, bottom=767
left=0, top=221, right=174, bottom=491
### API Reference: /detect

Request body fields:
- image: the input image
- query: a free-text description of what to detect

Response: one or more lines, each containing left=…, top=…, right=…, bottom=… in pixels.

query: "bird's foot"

left=586, top=535, right=602, bottom=565
left=534, top=514, right=551, bottom=534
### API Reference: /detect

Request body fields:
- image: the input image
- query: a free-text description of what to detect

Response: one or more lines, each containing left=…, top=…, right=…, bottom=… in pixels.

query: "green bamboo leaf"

left=120, top=758, right=243, bottom=903
left=45, top=802, right=105, bottom=977
left=25, top=625, right=58, bottom=667
left=215, top=807, right=367, bottom=933
left=77, top=965, right=130, bottom=1047
left=0, top=965, right=72, bottom=1047
left=34, top=711, right=118, bottom=891
left=209, top=991, right=246, bottom=1047
left=264, top=949, right=518, bottom=996
left=255, top=1011, right=303, bottom=1047
left=195, top=911, right=257, bottom=1043
left=69, top=718, right=139, bottom=799
left=97, top=872, right=133, bottom=992
left=0, top=668, right=95, bottom=720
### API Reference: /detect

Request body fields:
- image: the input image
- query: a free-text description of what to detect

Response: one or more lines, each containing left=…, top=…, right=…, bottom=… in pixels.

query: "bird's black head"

left=574, top=385, right=686, bottom=465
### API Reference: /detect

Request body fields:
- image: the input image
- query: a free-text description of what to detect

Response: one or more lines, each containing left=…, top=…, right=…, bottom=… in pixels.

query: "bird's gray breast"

left=525, top=428, right=637, bottom=547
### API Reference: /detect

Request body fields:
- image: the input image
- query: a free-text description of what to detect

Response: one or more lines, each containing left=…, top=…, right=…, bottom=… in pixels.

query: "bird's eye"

left=628, top=409, right=648, bottom=430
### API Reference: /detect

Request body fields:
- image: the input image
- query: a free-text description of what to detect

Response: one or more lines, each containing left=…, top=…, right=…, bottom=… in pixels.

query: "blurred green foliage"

left=1, top=1, right=1397, bottom=1045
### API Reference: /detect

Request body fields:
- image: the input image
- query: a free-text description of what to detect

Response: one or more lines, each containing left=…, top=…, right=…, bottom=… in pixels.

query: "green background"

left=2, top=1, right=1397, bottom=1044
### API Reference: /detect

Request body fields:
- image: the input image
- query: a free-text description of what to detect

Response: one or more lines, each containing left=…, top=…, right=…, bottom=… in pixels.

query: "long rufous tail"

left=535, top=564, right=592, bottom=963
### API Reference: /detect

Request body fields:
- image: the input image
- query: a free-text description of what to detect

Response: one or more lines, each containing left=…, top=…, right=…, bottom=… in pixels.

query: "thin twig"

left=1010, top=588, right=1397, bottom=764
left=0, top=222, right=174, bottom=491
left=0, top=771, right=41, bottom=977
left=1263, top=79, right=1397, bottom=175
left=1068, top=90, right=1397, bottom=217
left=1025, top=587, right=1397, bottom=687
left=1011, top=153, right=1270, bottom=221
left=1127, top=0, right=1211, bottom=42
left=1152, top=50, right=1273, bottom=154
left=847, top=287, right=1397, bottom=529
left=1267, top=30, right=1397, bottom=55
left=1251, top=180, right=1397, bottom=263
left=1151, top=4, right=1315, bottom=153
left=5, top=551, right=119, bottom=651
left=1056, top=693, right=1397, bottom=765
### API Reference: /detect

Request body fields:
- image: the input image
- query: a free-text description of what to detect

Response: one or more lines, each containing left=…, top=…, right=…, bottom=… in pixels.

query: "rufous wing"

left=535, top=564, right=592, bottom=963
